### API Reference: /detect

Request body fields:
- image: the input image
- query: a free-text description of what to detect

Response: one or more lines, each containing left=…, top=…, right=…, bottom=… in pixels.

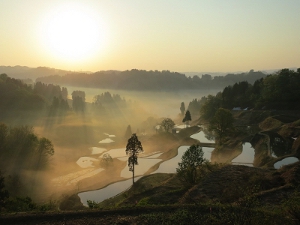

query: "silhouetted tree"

left=35, top=137, right=54, bottom=170
left=176, top=145, right=208, bottom=185
left=61, top=87, right=68, bottom=100
left=72, top=91, right=85, bottom=112
left=0, top=125, right=54, bottom=172
left=209, top=108, right=234, bottom=145
left=200, top=94, right=222, bottom=121
left=180, top=102, right=185, bottom=115
left=182, top=110, right=192, bottom=127
left=125, top=134, right=143, bottom=184
left=160, top=118, right=175, bottom=133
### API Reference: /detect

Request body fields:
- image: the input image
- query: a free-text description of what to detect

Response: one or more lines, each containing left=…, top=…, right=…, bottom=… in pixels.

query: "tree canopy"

left=0, top=123, right=54, bottom=172
left=199, top=68, right=300, bottom=122
left=160, top=118, right=175, bottom=133
left=209, top=108, right=234, bottom=144
left=176, top=145, right=208, bottom=184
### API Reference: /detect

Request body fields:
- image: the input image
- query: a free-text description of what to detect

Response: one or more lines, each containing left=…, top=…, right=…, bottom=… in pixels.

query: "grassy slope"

left=2, top=162, right=299, bottom=224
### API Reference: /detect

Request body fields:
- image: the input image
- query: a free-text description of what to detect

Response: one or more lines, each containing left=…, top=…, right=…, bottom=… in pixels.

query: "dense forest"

left=36, top=69, right=266, bottom=91
left=186, top=68, right=300, bottom=119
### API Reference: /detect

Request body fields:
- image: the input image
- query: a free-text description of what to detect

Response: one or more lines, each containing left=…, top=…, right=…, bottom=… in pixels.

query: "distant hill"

left=0, top=66, right=79, bottom=81
left=183, top=67, right=298, bottom=77
left=36, top=69, right=267, bottom=91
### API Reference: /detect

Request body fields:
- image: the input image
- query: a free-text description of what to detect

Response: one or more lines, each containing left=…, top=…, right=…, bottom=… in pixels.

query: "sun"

left=41, top=3, right=106, bottom=63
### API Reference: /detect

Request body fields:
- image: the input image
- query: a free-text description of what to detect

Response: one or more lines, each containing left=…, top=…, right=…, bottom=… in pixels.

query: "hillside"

left=1, top=162, right=299, bottom=224
left=95, top=162, right=300, bottom=208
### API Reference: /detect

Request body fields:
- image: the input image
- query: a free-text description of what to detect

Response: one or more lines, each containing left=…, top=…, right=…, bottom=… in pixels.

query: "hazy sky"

left=1, top=0, right=299, bottom=72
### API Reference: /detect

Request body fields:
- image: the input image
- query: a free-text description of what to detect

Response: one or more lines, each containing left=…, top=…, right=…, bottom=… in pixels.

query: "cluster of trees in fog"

left=186, top=68, right=300, bottom=120
left=71, top=90, right=85, bottom=112
left=0, top=74, right=69, bottom=114
left=0, top=74, right=45, bottom=111
left=36, top=69, right=266, bottom=91
left=0, top=124, right=54, bottom=197
left=0, top=73, right=133, bottom=118
left=0, top=124, right=54, bottom=172
left=92, top=92, right=127, bottom=115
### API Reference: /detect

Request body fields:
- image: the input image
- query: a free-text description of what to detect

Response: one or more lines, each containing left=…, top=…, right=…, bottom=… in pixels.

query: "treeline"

left=0, top=124, right=54, bottom=173
left=36, top=69, right=266, bottom=91
left=92, top=92, right=128, bottom=118
left=0, top=73, right=133, bottom=117
left=0, top=123, right=55, bottom=212
left=187, top=68, right=300, bottom=119
left=0, top=123, right=54, bottom=197
left=0, top=73, right=70, bottom=113
left=0, top=74, right=45, bottom=111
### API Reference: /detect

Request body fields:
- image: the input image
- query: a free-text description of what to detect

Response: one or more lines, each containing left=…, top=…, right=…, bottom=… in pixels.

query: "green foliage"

left=283, top=189, right=300, bottom=222
left=160, top=118, right=175, bottom=132
left=199, top=68, right=300, bottom=115
left=5, top=196, right=37, bottom=212
left=2, top=196, right=57, bottom=212
left=222, top=81, right=253, bottom=109
left=87, top=200, right=99, bottom=209
left=209, top=108, right=234, bottom=145
left=38, top=200, right=57, bottom=212
left=176, top=145, right=208, bottom=184
left=200, top=94, right=222, bottom=121
left=137, top=197, right=150, bottom=206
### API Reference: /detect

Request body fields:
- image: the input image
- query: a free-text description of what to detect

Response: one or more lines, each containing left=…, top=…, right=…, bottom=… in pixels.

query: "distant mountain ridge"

left=1, top=66, right=272, bottom=91
left=0, top=66, right=80, bottom=80
left=35, top=69, right=267, bottom=91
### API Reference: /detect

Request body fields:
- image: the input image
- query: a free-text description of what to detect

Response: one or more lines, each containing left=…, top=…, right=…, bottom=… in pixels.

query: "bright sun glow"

left=41, top=3, right=106, bottom=63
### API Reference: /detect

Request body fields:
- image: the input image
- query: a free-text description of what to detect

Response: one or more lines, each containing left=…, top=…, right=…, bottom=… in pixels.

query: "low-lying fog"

left=65, top=85, right=220, bottom=118
left=0, top=85, right=221, bottom=203
left=47, top=87, right=220, bottom=201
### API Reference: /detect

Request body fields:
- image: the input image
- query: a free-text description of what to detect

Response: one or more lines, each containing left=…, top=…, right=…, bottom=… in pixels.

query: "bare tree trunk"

left=132, top=160, right=135, bottom=184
